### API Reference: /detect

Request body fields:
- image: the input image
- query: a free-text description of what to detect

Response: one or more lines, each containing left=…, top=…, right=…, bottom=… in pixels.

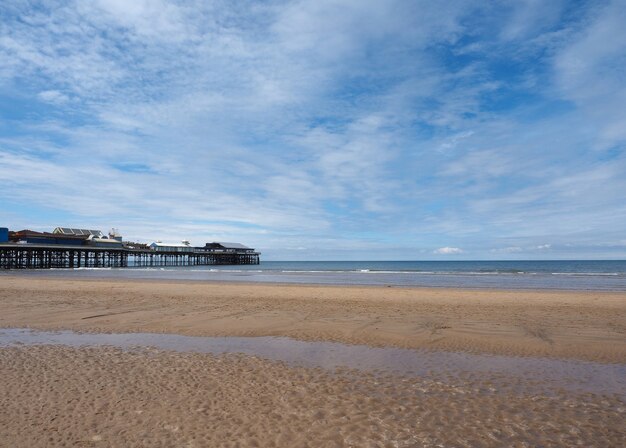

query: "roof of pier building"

left=205, top=242, right=252, bottom=250
left=203, top=241, right=254, bottom=253
left=53, top=227, right=104, bottom=238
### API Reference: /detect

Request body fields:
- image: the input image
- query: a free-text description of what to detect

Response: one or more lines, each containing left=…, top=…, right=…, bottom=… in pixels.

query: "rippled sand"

left=0, top=276, right=624, bottom=446
left=1, top=276, right=625, bottom=362
left=1, top=345, right=624, bottom=448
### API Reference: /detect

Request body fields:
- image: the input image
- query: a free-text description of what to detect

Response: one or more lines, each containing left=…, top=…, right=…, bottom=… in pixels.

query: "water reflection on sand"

left=1, top=328, right=624, bottom=397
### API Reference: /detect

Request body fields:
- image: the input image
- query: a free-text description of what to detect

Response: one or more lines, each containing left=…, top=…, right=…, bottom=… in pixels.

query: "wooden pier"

left=0, top=244, right=260, bottom=269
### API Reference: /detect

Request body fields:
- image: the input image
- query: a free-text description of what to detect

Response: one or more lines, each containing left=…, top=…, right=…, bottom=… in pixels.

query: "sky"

left=0, top=0, right=625, bottom=260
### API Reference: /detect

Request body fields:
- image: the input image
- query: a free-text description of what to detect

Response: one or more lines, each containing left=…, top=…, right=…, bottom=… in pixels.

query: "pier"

left=0, top=244, right=260, bottom=270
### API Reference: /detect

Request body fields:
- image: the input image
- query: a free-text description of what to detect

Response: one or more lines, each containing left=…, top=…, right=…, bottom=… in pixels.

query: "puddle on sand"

left=1, top=328, right=624, bottom=397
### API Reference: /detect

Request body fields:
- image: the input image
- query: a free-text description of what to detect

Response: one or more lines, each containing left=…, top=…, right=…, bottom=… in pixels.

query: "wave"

left=72, top=267, right=113, bottom=270
left=178, top=269, right=624, bottom=277
left=48, top=267, right=625, bottom=278
left=551, top=272, right=620, bottom=276
left=187, top=269, right=264, bottom=273
left=274, top=269, right=623, bottom=277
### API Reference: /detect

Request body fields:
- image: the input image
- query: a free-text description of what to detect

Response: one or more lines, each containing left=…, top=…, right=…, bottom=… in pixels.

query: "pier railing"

left=0, top=244, right=260, bottom=269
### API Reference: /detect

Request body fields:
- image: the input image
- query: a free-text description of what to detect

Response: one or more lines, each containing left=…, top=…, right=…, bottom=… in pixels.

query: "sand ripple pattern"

left=1, top=346, right=624, bottom=447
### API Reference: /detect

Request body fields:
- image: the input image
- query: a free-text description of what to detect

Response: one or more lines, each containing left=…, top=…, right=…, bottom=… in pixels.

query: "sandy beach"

left=1, top=276, right=625, bottom=447
left=0, top=276, right=625, bottom=362
left=1, top=345, right=623, bottom=448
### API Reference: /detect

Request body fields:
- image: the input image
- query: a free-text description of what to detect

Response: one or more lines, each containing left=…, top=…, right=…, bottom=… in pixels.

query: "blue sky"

left=1, top=0, right=625, bottom=260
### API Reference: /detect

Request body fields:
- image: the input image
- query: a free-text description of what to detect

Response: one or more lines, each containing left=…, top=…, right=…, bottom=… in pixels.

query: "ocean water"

left=4, top=260, right=626, bottom=291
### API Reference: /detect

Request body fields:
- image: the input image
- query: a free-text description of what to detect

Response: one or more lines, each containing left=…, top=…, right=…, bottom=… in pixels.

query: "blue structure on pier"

left=0, top=227, right=8, bottom=243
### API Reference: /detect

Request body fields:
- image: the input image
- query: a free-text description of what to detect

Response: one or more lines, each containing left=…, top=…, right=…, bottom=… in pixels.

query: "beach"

left=1, top=276, right=625, bottom=362
left=1, top=276, right=625, bottom=446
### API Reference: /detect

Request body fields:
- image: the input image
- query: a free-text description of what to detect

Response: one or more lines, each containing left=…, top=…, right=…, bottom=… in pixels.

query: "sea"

left=4, top=260, right=626, bottom=291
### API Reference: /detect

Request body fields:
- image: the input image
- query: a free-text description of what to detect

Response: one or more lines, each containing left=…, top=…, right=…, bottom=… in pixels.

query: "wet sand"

left=1, top=345, right=624, bottom=447
left=0, top=276, right=625, bottom=362
left=0, top=276, right=625, bottom=446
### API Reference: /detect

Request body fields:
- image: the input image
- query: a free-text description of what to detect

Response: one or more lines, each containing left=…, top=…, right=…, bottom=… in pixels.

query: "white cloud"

left=553, top=0, right=626, bottom=150
left=490, top=246, right=523, bottom=254
left=500, top=0, right=565, bottom=41
left=37, top=90, right=69, bottom=104
left=434, top=247, right=464, bottom=255
left=91, top=0, right=188, bottom=40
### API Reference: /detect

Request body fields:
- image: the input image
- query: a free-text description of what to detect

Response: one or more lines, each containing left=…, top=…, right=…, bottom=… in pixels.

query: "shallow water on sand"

left=1, top=328, right=624, bottom=397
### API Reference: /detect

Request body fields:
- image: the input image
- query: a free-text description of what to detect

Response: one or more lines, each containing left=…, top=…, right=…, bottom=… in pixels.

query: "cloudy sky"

left=1, top=0, right=625, bottom=260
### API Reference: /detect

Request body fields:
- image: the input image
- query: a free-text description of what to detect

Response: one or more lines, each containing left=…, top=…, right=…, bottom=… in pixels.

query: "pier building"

left=150, top=241, right=195, bottom=253
left=9, top=230, right=88, bottom=246
left=0, top=226, right=260, bottom=269
left=204, top=242, right=256, bottom=253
